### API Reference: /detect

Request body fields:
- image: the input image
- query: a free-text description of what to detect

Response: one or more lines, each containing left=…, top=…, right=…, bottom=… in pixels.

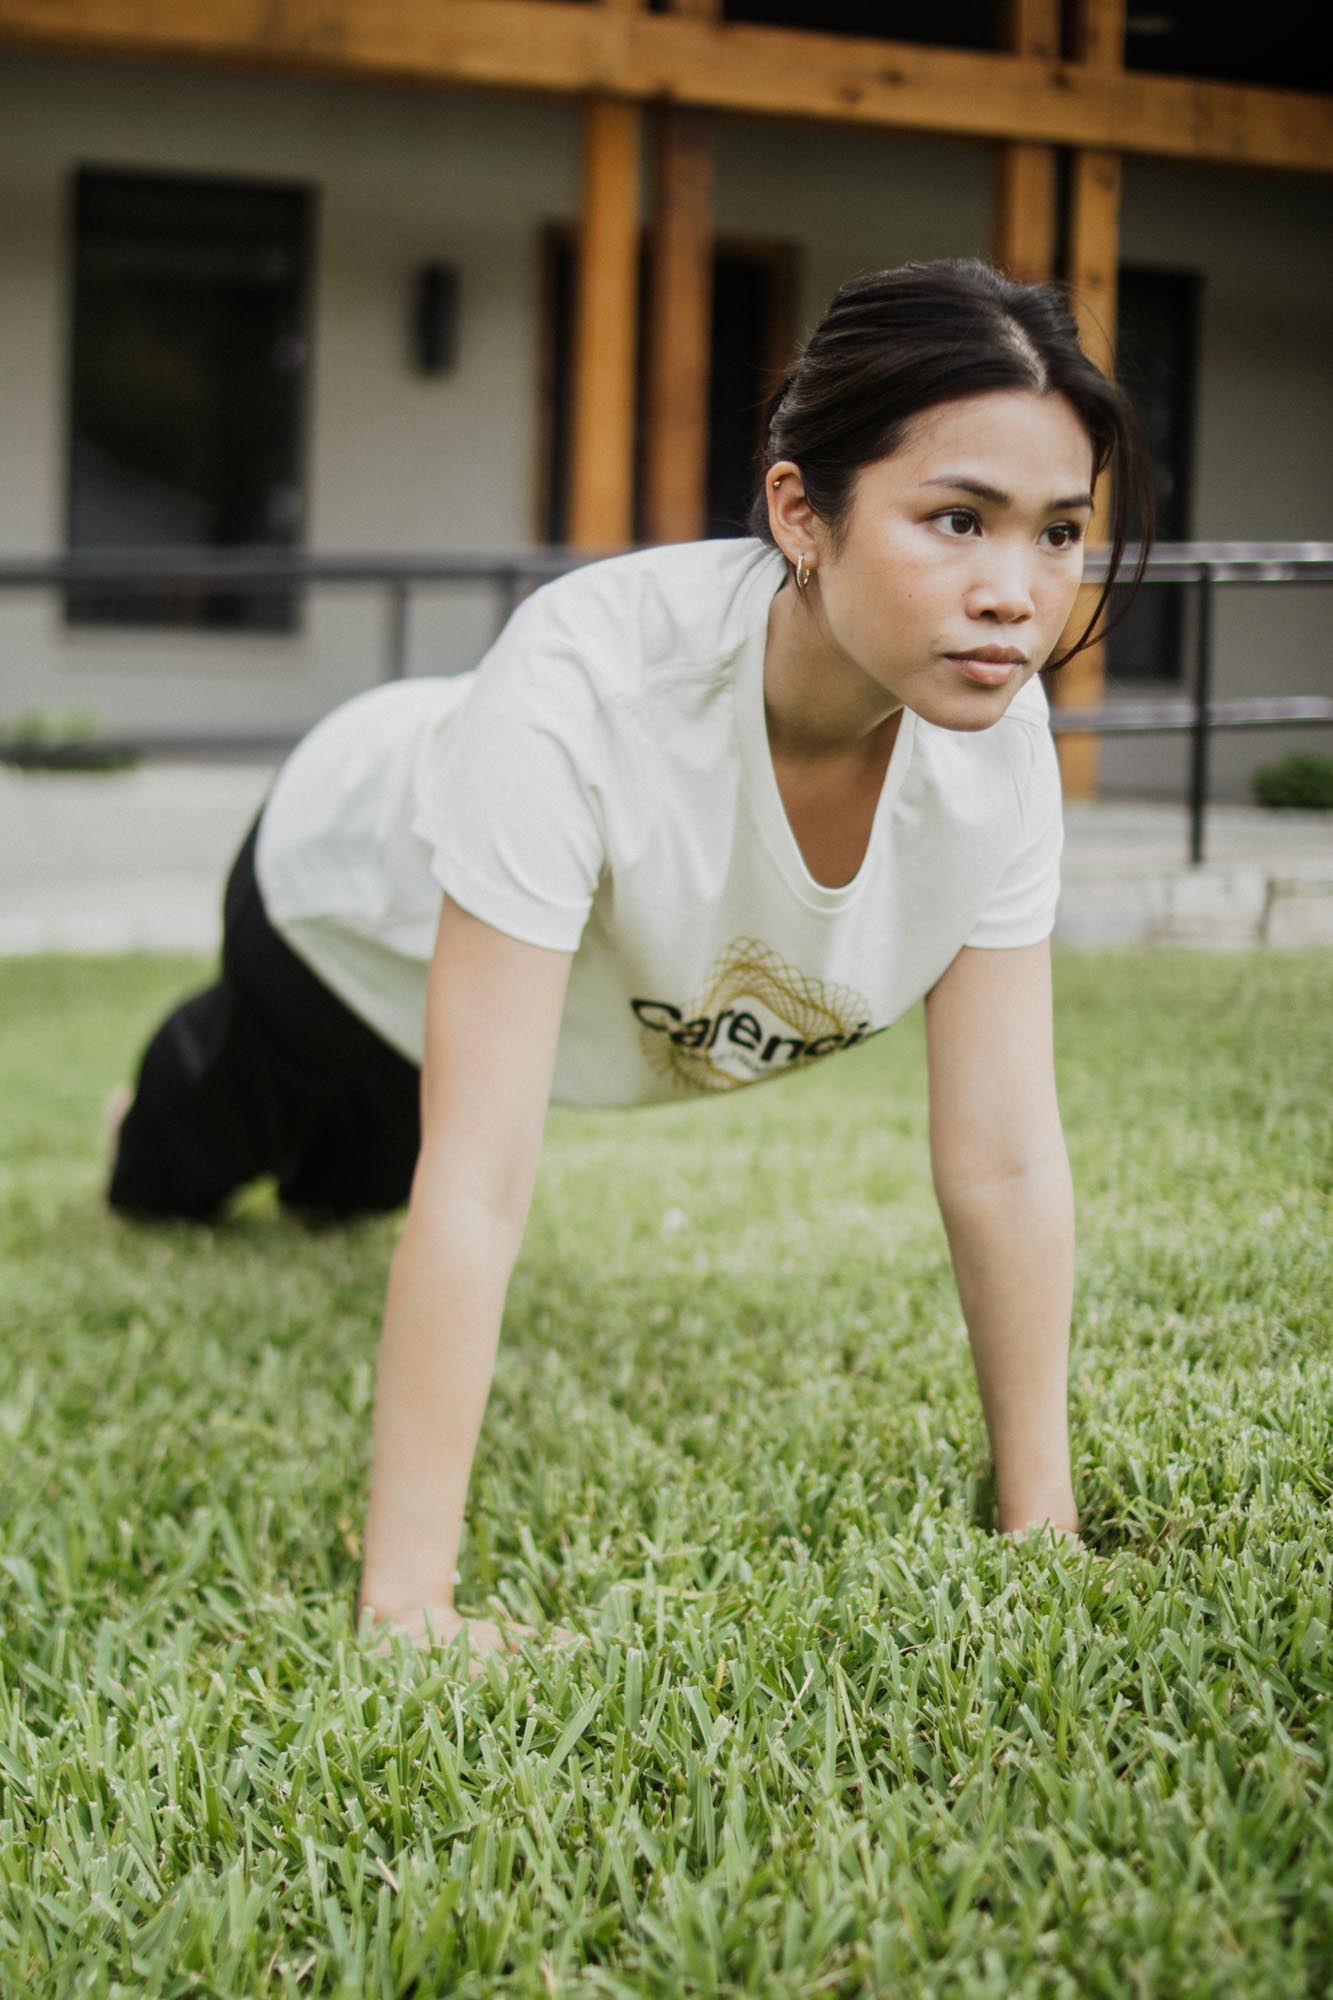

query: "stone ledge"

left=1264, top=877, right=1333, bottom=948
left=1054, top=863, right=1333, bottom=949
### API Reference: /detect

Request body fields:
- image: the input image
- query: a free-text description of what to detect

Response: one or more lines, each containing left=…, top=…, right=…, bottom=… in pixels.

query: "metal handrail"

left=3, top=537, right=1330, bottom=585
left=2, top=540, right=1331, bottom=866
left=1078, top=541, right=1333, bottom=860
left=1083, top=541, right=1333, bottom=582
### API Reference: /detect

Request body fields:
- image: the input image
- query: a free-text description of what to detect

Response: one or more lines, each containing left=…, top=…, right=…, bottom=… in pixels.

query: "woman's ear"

left=765, top=461, right=820, bottom=569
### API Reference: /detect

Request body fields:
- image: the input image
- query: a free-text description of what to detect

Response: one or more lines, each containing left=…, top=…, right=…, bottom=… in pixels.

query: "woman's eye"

left=1043, top=521, right=1084, bottom=550
left=936, top=509, right=979, bottom=536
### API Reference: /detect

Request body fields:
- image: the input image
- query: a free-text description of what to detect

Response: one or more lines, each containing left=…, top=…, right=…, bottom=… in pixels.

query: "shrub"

left=1250, top=751, right=1333, bottom=811
left=0, top=707, right=138, bottom=772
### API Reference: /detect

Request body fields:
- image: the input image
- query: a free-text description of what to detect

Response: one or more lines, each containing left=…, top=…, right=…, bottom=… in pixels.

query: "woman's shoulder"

left=1002, top=670, right=1053, bottom=729
left=279, top=673, right=477, bottom=763
left=514, top=537, right=783, bottom=694
left=539, top=535, right=775, bottom=605
left=911, top=672, right=1057, bottom=826
left=914, top=671, right=1052, bottom=770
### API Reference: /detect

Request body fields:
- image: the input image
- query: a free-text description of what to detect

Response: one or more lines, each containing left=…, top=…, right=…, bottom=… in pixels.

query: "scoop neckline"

left=732, top=552, right=917, bottom=911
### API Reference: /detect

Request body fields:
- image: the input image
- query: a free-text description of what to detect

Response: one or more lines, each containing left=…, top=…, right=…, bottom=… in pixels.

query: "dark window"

left=708, top=1, right=999, bottom=49
left=704, top=252, right=795, bottom=538
left=1106, top=267, right=1201, bottom=685
left=1124, top=16, right=1332, bottom=93
left=662, top=1, right=1333, bottom=86
left=66, top=167, right=314, bottom=631
left=538, top=234, right=578, bottom=546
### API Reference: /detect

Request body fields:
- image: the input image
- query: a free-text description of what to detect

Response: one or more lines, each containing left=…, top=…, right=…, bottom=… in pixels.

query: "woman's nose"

left=966, top=547, right=1035, bottom=623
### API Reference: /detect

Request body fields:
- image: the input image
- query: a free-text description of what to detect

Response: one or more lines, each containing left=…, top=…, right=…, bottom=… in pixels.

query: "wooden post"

left=1053, top=0, right=1125, bottom=802
left=643, top=0, right=718, bottom=544
left=1065, top=0, right=1124, bottom=379
left=992, top=0, right=1059, bottom=283
left=569, top=92, right=642, bottom=549
left=643, top=104, right=714, bottom=542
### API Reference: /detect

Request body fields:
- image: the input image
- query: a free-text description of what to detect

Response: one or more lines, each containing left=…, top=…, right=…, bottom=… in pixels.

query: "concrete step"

left=1056, top=800, right=1333, bottom=948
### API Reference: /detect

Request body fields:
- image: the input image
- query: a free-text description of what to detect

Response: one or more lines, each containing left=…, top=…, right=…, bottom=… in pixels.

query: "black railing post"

left=1188, top=563, right=1215, bottom=866
left=385, top=579, right=409, bottom=680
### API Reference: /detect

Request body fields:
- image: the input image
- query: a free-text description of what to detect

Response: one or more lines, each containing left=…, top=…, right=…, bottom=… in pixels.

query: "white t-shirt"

left=256, top=537, right=1063, bottom=1106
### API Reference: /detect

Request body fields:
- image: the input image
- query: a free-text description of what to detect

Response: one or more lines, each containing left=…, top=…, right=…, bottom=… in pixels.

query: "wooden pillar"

left=644, top=106, right=714, bottom=544
left=569, top=93, right=642, bottom=549
left=1053, top=0, right=1126, bottom=801
left=1065, top=0, right=1123, bottom=375
left=643, top=104, right=715, bottom=542
left=992, top=0, right=1060, bottom=283
left=643, top=0, right=718, bottom=545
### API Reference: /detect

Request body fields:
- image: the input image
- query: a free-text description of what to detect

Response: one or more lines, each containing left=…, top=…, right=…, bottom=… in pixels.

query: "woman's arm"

left=357, top=895, right=574, bottom=1643
left=922, top=939, right=1080, bottom=1538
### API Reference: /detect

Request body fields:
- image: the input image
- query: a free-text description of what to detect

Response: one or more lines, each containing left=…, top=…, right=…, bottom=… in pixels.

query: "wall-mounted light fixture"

left=413, top=262, right=459, bottom=375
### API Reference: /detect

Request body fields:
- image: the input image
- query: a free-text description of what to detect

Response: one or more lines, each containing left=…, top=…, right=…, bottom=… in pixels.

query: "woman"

left=107, top=258, right=1150, bottom=1667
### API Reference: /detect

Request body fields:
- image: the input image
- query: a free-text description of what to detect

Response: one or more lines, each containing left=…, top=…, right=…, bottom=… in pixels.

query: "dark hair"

left=748, top=257, right=1153, bottom=670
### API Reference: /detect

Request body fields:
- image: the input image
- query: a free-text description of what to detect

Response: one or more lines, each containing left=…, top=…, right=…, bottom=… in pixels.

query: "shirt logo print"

left=631, top=937, right=876, bottom=1093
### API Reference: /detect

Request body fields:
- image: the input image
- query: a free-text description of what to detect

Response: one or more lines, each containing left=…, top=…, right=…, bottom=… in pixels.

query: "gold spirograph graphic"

left=641, top=936, right=873, bottom=1094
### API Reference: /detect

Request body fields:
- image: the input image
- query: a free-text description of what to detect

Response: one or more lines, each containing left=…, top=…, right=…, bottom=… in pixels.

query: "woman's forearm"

left=358, top=1199, right=524, bottom=1620
left=933, top=1156, right=1078, bottom=1535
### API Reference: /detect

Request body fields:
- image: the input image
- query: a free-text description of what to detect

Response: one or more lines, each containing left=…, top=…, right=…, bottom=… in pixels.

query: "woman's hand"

left=360, top=1600, right=585, bottom=1676
left=999, top=1523, right=1086, bottom=1556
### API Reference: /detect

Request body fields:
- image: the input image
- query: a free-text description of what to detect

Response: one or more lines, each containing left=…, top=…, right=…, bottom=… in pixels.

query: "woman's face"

left=777, top=388, right=1096, bottom=731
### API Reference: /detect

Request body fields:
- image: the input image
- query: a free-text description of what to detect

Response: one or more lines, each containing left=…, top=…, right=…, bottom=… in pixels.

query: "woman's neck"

left=762, top=577, right=903, bottom=761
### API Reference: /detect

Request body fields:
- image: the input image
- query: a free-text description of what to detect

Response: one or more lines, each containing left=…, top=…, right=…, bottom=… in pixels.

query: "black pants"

left=107, top=815, right=422, bottom=1222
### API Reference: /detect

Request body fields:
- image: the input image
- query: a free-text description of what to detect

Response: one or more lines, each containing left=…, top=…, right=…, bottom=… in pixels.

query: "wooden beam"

left=643, top=102, right=714, bottom=543
left=1054, top=0, right=1126, bottom=802
left=569, top=95, right=641, bottom=549
left=2, top=1, right=1331, bottom=175
left=992, top=0, right=1059, bottom=283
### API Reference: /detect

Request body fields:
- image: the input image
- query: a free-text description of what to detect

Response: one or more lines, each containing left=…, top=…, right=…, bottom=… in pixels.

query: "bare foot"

left=1001, top=1523, right=1084, bottom=1548
left=102, top=1082, right=133, bottom=1168
left=99, top=1082, right=135, bottom=1211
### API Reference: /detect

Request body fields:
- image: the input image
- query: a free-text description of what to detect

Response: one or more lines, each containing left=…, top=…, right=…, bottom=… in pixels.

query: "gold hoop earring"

left=795, top=552, right=813, bottom=593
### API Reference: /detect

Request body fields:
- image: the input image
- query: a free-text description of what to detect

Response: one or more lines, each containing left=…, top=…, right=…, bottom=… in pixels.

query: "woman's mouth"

left=947, top=655, right=1021, bottom=687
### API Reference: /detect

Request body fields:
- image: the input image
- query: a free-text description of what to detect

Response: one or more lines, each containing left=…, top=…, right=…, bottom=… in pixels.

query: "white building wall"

left=712, top=117, right=991, bottom=325
left=1107, top=160, right=1333, bottom=800
left=1, top=56, right=1329, bottom=802
left=0, top=55, right=582, bottom=734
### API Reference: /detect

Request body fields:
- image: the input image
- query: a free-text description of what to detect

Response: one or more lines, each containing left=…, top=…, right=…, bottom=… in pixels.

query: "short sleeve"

left=411, top=634, right=607, bottom=953
left=964, top=725, right=1065, bottom=949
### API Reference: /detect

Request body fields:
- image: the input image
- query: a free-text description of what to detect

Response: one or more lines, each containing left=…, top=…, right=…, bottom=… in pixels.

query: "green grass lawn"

left=1, top=949, right=1330, bottom=1999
